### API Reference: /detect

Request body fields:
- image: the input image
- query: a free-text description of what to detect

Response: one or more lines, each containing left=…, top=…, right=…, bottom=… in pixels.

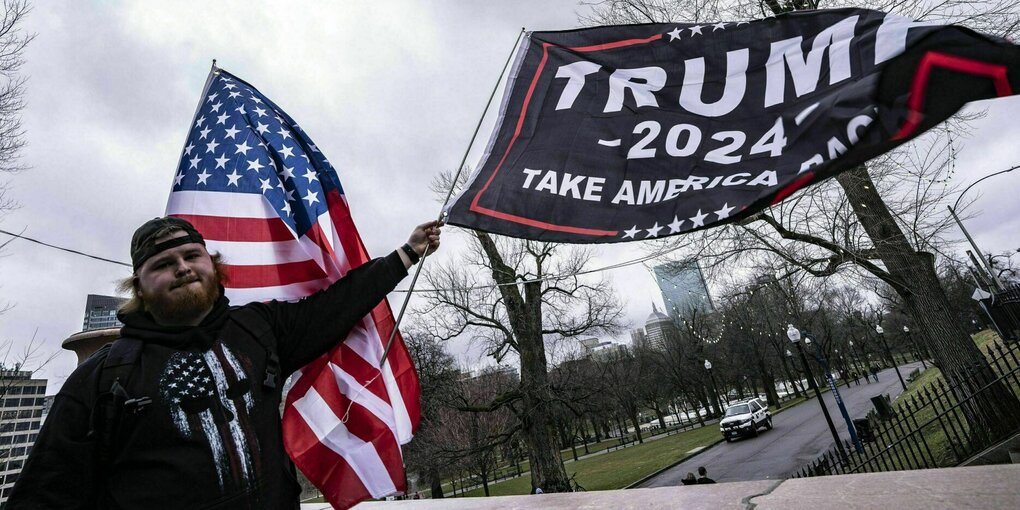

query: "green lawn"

left=461, top=424, right=721, bottom=497
left=810, top=329, right=1014, bottom=474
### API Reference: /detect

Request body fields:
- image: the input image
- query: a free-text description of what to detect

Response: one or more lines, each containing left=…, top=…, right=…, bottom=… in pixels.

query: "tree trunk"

left=475, top=233, right=571, bottom=493
left=780, top=357, right=803, bottom=397
left=428, top=465, right=444, bottom=499
left=837, top=167, right=1020, bottom=436
left=653, top=402, right=667, bottom=429
left=629, top=409, right=644, bottom=443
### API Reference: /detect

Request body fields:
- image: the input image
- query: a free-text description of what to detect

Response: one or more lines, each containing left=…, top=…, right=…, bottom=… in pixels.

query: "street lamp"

left=876, top=325, right=907, bottom=391
left=788, top=325, right=848, bottom=463
left=705, top=360, right=724, bottom=417
left=903, top=325, right=927, bottom=369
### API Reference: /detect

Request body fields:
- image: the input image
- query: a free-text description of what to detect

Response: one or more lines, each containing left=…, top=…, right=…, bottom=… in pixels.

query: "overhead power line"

left=0, top=227, right=679, bottom=292
left=0, top=228, right=131, bottom=267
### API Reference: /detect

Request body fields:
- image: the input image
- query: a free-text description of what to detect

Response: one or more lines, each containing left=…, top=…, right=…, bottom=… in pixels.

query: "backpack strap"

left=88, top=337, right=148, bottom=479
left=227, top=307, right=281, bottom=390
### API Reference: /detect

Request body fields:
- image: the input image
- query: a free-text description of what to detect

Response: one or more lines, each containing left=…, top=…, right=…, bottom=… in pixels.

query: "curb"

left=625, top=437, right=727, bottom=489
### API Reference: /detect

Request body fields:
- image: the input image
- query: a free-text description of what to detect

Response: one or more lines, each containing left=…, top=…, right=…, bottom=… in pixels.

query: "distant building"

left=0, top=369, right=47, bottom=505
left=642, top=304, right=675, bottom=351
left=653, top=260, right=714, bottom=320
left=82, top=294, right=127, bottom=332
left=630, top=329, right=647, bottom=350
left=591, top=342, right=630, bottom=361
left=579, top=337, right=612, bottom=355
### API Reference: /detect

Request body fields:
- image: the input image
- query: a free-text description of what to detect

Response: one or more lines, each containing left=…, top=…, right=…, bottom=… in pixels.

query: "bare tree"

left=416, top=215, right=624, bottom=492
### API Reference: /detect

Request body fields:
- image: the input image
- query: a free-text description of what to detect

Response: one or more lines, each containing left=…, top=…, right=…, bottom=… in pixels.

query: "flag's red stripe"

left=173, top=214, right=295, bottom=242
left=310, top=369, right=406, bottom=485
left=326, top=189, right=422, bottom=430
left=221, top=260, right=328, bottom=288
left=337, top=343, right=391, bottom=402
left=283, top=412, right=374, bottom=510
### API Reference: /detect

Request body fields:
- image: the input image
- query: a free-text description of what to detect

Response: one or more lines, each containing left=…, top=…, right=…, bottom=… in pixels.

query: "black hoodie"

left=8, top=251, right=407, bottom=509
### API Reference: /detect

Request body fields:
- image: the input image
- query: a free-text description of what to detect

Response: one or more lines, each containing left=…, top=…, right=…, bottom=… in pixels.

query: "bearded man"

left=8, top=216, right=441, bottom=509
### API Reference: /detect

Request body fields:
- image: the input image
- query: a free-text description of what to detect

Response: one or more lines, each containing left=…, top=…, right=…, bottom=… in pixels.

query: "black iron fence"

left=794, top=338, right=1020, bottom=478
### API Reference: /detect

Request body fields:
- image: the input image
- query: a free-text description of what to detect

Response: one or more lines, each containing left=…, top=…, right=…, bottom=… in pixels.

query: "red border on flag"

left=467, top=34, right=664, bottom=238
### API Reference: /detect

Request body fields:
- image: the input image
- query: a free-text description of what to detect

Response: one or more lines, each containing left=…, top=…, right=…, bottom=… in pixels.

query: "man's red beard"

left=146, top=270, right=223, bottom=324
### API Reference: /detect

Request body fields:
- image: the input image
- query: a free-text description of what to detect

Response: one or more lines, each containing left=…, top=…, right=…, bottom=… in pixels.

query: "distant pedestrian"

left=870, top=364, right=880, bottom=382
left=681, top=472, right=698, bottom=485
left=696, top=466, right=716, bottom=484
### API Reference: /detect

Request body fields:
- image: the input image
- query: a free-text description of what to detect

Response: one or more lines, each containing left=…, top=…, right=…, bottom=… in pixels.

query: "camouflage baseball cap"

left=130, top=216, right=206, bottom=271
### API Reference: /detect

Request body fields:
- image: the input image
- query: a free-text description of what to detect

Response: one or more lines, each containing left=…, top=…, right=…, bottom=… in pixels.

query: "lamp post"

left=876, top=325, right=907, bottom=391
left=902, top=325, right=927, bottom=369
left=705, top=360, right=724, bottom=417
left=788, top=325, right=849, bottom=463
left=848, top=340, right=866, bottom=383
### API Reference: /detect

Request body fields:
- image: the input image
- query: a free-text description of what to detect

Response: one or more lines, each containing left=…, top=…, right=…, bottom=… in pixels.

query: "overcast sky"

left=2, top=1, right=1019, bottom=395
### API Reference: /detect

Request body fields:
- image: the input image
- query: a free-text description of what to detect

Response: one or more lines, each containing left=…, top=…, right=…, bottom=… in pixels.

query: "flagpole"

left=379, top=28, right=527, bottom=367
left=165, top=60, right=222, bottom=211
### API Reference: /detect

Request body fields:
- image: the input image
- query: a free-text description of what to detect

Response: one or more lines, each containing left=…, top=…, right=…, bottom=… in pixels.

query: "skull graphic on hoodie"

left=159, top=341, right=260, bottom=490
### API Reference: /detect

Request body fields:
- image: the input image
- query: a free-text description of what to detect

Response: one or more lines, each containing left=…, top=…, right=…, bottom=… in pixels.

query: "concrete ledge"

left=303, top=464, right=1020, bottom=509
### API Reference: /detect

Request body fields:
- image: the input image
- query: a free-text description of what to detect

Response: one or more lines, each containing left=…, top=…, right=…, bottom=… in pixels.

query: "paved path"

left=638, top=362, right=924, bottom=487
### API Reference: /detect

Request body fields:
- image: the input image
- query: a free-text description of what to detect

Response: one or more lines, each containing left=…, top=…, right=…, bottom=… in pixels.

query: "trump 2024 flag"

left=445, top=8, right=1020, bottom=243
left=167, top=67, right=420, bottom=509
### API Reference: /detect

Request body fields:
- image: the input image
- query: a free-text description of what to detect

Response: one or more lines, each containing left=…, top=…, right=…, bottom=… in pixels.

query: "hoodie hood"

left=118, top=292, right=231, bottom=350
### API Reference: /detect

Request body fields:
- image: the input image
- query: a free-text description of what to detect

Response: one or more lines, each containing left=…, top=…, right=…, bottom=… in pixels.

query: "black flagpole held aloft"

left=378, top=28, right=527, bottom=368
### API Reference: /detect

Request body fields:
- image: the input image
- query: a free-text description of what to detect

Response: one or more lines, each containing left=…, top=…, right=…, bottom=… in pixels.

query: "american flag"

left=165, top=67, right=421, bottom=509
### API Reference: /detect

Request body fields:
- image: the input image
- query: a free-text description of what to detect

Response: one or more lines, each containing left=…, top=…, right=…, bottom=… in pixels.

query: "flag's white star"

left=226, top=170, right=242, bottom=186
left=285, top=189, right=295, bottom=202
left=224, top=125, right=240, bottom=139
left=247, top=158, right=265, bottom=172
left=199, top=127, right=211, bottom=140
left=223, top=82, right=236, bottom=90
left=281, top=201, right=292, bottom=215
left=667, top=27, right=682, bottom=41
left=279, top=145, right=295, bottom=160
left=714, top=203, right=735, bottom=219
left=268, top=158, right=277, bottom=170
left=184, top=143, right=195, bottom=156
left=712, top=22, right=727, bottom=31
left=309, top=144, right=320, bottom=153
left=210, top=102, right=222, bottom=113
left=195, top=115, right=206, bottom=128
left=235, top=141, right=252, bottom=155
left=259, top=177, right=273, bottom=192
left=277, top=128, right=292, bottom=140
left=207, top=92, right=218, bottom=103
left=281, top=166, right=295, bottom=180
left=668, top=215, right=684, bottom=233
left=302, top=168, right=318, bottom=183
left=646, top=222, right=663, bottom=237
left=253, top=106, right=267, bottom=117
left=196, top=169, right=212, bottom=185
left=214, top=154, right=230, bottom=169
left=250, top=95, right=264, bottom=104
left=174, top=172, right=184, bottom=186
left=274, top=114, right=285, bottom=124
left=690, top=209, right=709, bottom=227
left=622, top=225, right=641, bottom=239
left=228, top=91, right=241, bottom=99
left=736, top=21, right=749, bottom=25
left=188, top=155, right=201, bottom=169
left=256, top=122, right=270, bottom=135
left=205, top=140, right=219, bottom=153
left=689, top=25, right=705, bottom=36
left=216, top=113, right=229, bottom=125
left=235, top=104, right=246, bottom=115
left=303, top=190, right=319, bottom=205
